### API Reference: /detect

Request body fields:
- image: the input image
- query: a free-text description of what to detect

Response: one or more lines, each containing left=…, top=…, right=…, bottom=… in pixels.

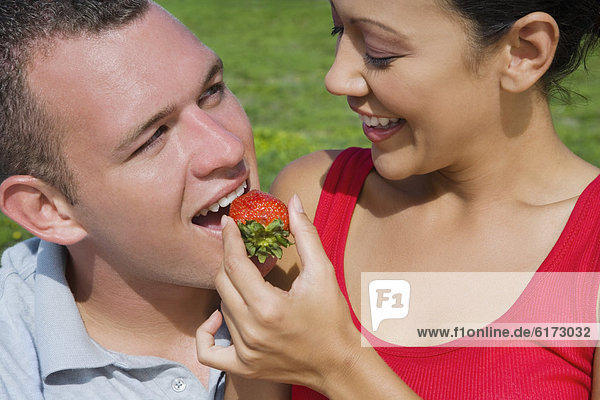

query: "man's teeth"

left=197, top=181, right=247, bottom=217
left=360, top=115, right=401, bottom=128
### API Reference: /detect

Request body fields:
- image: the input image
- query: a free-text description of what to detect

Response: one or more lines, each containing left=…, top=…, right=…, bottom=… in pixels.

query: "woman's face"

left=326, top=0, right=504, bottom=180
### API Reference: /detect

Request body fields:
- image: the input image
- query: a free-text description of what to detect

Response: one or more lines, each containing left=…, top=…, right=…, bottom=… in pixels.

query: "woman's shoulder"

left=270, top=149, right=344, bottom=221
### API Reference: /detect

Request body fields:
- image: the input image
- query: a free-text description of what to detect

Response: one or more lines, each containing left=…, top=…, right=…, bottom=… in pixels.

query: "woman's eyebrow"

left=350, top=17, right=405, bottom=37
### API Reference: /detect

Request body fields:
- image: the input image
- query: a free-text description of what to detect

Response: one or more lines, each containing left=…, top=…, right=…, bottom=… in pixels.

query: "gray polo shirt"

left=0, top=238, right=228, bottom=399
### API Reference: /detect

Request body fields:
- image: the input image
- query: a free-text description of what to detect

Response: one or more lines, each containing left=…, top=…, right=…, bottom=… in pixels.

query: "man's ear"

left=499, top=12, right=559, bottom=93
left=0, top=175, right=87, bottom=245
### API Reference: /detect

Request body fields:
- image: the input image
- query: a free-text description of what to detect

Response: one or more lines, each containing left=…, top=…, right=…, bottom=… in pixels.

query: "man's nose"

left=182, top=108, right=246, bottom=178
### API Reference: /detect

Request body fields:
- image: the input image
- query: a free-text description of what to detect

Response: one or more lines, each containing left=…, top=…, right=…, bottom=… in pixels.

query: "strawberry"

left=228, top=190, right=292, bottom=263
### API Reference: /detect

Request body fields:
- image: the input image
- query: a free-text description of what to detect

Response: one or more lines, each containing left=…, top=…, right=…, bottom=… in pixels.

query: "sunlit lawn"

left=1, top=0, right=599, bottom=252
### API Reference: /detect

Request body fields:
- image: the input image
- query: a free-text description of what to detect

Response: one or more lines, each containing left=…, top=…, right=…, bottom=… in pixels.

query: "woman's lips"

left=362, top=118, right=407, bottom=143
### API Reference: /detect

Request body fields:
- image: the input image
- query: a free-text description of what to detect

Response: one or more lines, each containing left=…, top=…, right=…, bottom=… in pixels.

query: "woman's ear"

left=0, top=175, right=87, bottom=245
left=499, top=12, right=559, bottom=93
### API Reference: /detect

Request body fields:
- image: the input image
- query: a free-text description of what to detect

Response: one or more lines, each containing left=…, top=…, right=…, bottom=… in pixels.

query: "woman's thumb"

left=288, top=194, right=332, bottom=273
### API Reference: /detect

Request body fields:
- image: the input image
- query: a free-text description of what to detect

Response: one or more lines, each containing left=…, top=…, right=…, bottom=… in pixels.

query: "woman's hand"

left=197, top=194, right=421, bottom=399
left=196, top=194, right=359, bottom=392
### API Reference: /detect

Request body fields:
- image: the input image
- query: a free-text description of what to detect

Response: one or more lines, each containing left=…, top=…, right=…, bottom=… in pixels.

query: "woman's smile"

left=359, top=113, right=407, bottom=143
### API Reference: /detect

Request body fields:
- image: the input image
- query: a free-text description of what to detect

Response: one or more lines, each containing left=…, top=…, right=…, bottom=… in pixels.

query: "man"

left=0, top=1, right=287, bottom=398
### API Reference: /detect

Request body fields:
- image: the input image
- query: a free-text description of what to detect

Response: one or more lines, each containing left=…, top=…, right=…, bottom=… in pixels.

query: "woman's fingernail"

left=208, top=309, right=220, bottom=321
left=292, top=193, right=304, bottom=213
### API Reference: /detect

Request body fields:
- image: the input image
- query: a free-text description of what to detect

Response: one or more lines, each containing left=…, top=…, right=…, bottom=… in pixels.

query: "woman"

left=197, top=0, right=600, bottom=398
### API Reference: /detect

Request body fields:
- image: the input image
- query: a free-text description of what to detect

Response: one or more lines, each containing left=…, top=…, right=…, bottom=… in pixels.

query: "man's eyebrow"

left=115, top=57, right=224, bottom=155
left=203, top=57, right=224, bottom=89
left=115, top=103, right=177, bottom=155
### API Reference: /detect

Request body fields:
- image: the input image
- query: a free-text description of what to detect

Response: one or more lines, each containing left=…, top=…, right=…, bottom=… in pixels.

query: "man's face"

left=27, top=4, right=259, bottom=288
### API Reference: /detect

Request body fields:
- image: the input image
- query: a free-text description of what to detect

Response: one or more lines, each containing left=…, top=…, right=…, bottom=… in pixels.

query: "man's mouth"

left=192, top=181, right=247, bottom=228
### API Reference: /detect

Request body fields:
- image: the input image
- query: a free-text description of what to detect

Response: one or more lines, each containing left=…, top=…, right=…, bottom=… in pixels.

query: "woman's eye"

left=198, top=82, right=225, bottom=107
left=364, top=53, right=399, bottom=69
left=331, top=25, right=344, bottom=37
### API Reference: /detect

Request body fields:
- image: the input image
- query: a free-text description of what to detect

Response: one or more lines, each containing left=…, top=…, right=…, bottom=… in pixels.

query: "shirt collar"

left=34, top=240, right=116, bottom=379
left=33, top=240, right=232, bottom=380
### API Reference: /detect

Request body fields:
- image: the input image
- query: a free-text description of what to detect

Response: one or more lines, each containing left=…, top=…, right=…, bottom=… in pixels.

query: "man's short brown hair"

left=0, top=0, right=150, bottom=204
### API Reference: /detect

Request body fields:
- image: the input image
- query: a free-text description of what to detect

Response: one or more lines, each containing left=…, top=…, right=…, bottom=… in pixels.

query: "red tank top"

left=292, top=147, right=600, bottom=400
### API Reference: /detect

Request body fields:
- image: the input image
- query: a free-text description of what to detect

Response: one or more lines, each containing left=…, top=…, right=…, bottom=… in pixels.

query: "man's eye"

left=198, top=82, right=225, bottom=107
left=133, top=125, right=169, bottom=156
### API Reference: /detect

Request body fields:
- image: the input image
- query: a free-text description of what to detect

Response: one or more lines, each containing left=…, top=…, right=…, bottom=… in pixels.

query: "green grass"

left=1, top=0, right=599, bottom=252
left=552, top=54, right=600, bottom=164
left=0, top=218, right=27, bottom=254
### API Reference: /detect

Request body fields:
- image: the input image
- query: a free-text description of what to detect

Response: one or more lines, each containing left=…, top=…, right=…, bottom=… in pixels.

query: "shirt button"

left=171, top=377, right=187, bottom=392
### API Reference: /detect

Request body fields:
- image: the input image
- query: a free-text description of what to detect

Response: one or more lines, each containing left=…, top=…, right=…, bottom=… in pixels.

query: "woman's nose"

left=325, top=35, right=369, bottom=98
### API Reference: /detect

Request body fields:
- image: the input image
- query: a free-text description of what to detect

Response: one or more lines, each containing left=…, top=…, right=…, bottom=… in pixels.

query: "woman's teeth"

left=197, top=181, right=247, bottom=217
left=360, top=114, right=401, bottom=128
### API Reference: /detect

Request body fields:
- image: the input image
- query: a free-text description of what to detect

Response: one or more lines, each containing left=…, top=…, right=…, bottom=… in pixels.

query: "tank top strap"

left=313, top=147, right=373, bottom=267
